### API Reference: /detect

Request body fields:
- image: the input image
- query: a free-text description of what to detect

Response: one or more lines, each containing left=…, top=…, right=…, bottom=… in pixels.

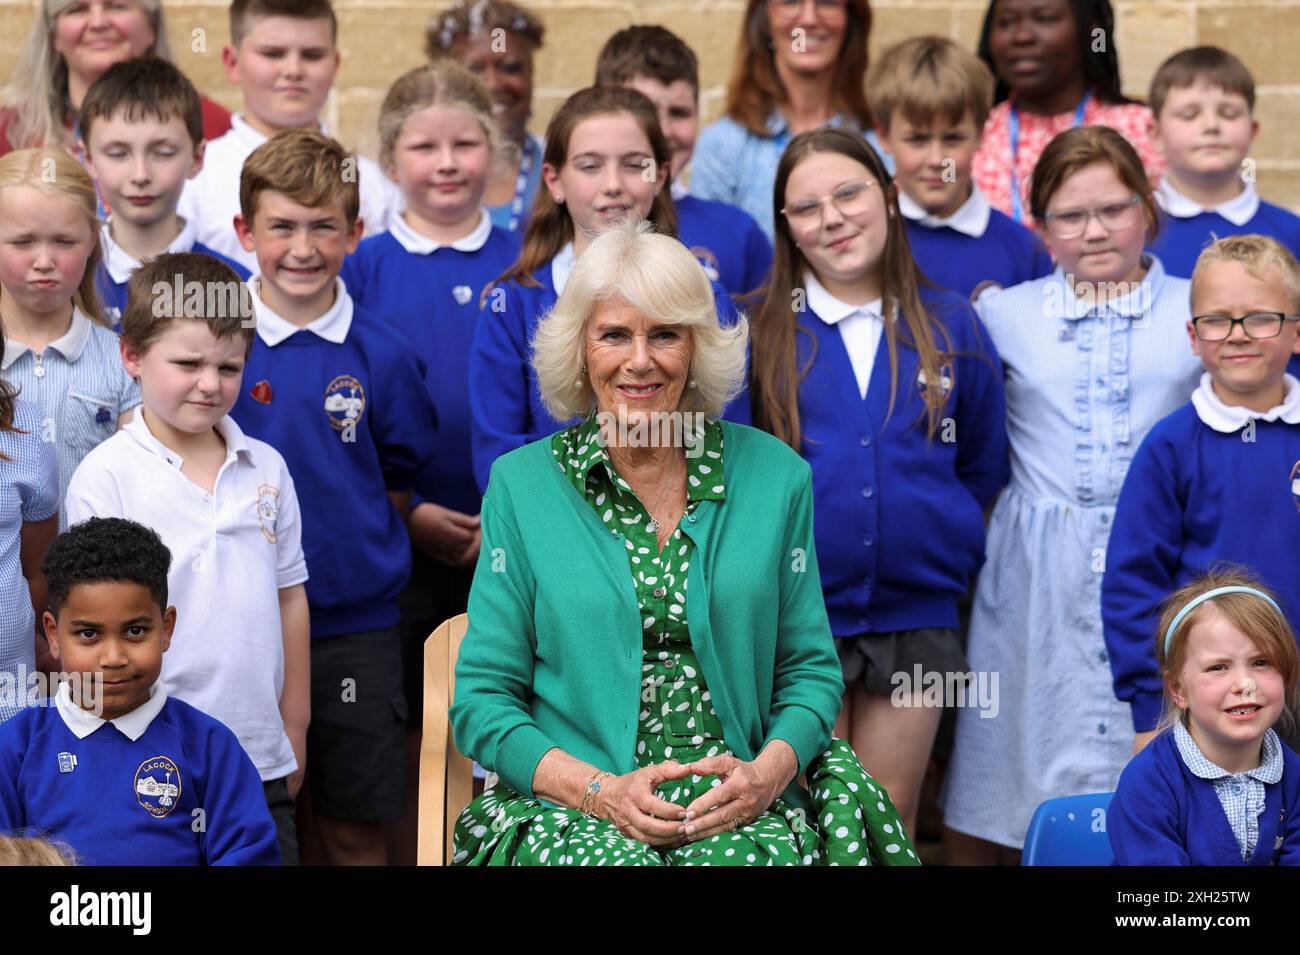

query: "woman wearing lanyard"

left=971, top=0, right=1162, bottom=226
left=690, top=0, right=890, bottom=241
left=425, top=0, right=546, bottom=234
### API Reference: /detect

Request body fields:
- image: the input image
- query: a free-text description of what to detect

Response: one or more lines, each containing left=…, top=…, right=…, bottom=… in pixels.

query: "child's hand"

left=286, top=728, right=308, bottom=798
left=453, top=527, right=482, bottom=570
left=408, top=503, right=480, bottom=567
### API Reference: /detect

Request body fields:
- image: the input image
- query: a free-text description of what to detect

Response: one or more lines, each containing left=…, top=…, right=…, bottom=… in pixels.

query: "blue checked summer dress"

left=940, top=258, right=1204, bottom=849
left=451, top=417, right=919, bottom=866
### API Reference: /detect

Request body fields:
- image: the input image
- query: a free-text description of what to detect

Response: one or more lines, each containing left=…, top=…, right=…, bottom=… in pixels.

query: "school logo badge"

left=690, top=245, right=721, bottom=283
left=453, top=284, right=473, bottom=305
left=323, top=375, right=366, bottom=431
left=1291, top=460, right=1300, bottom=514
left=256, top=483, right=280, bottom=543
left=251, top=379, right=273, bottom=405
left=916, top=364, right=954, bottom=397
left=134, top=756, right=182, bottom=818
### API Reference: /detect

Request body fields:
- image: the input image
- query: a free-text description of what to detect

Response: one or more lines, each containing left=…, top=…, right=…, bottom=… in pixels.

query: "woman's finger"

left=683, top=777, right=744, bottom=818
left=640, top=791, right=688, bottom=820
left=683, top=755, right=739, bottom=778
left=682, top=801, right=748, bottom=842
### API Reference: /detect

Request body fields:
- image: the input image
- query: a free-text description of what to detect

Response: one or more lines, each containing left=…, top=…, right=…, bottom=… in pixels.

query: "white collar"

left=1191, top=372, right=1300, bottom=433
left=1, top=307, right=94, bottom=369
left=228, top=112, right=335, bottom=150
left=898, top=185, right=991, bottom=238
left=250, top=276, right=353, bottom=346
left=1156, top=178, right=1259, bottom=227
left=803, top=269, right=883, bottom=326
left=551, top=241, right=577, bottom=296
left=125, top=407, right=251, bottom=470
left=55, top=679, right=168, bottom=742
left=100, top=218, right=200, bottom=284
left=388, top=207, right=492, bottom=255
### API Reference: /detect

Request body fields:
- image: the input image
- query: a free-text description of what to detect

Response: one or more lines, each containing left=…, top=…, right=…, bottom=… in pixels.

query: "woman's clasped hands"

left=594, top=752, right=792, bottom=847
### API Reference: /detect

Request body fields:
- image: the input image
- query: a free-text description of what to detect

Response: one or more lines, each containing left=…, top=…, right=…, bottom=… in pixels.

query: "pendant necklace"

left=644, top=453, right=685, bottom=536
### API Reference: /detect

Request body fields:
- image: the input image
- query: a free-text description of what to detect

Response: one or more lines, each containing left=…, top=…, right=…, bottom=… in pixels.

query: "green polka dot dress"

left=451, top=418, right=919, bottom=866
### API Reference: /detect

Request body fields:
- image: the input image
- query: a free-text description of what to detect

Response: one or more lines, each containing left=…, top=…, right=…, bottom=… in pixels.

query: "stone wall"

left=4, top=0, right=1298, bottom=205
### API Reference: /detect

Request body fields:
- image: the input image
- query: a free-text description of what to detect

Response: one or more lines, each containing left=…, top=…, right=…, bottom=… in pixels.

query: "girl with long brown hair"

left=467, top=84, right=744, bottom=493
left=750, top=127, right=1008, bottom=840
left=691, top=0, right=889, bottom=240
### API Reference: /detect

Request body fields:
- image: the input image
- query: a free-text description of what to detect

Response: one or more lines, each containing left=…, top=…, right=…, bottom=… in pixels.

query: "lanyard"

left=1008, top=92, right=1090, bottom=224
left=507, top=135, right=540, bottom=233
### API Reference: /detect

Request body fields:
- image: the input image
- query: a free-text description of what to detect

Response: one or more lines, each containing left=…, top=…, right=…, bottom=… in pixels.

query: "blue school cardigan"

left=797, top=288, right=1009, bottom=635
left=1102, top=403, right=1300, bottom=731
left=1109, top=729, right=1300, bottom=865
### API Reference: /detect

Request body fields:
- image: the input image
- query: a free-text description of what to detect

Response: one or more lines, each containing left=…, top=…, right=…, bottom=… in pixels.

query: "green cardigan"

left=450, top=421, right=844, bottom=811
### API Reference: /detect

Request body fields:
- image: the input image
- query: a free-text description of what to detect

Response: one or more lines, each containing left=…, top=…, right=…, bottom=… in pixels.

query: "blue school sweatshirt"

left=797, top=288, right=1009, bottom=635
left=1150, top=202, right=1300, bottom=279
left=904, top=210, right=1054, bottom=301
left=341, top=218, right=520, bottom=515
left=0, top=692, right=279, bottom=866
left=95, top=243, right=250, bottom=332
left=231, top=287, right=439, bottom=638
left=1109, top=729, right=1300, bottom=865
left=676, top=193, right=773, bottom=298
left=468, top=259, right=751, bottom=495
left=1102, top=398, right=1300, bottom=732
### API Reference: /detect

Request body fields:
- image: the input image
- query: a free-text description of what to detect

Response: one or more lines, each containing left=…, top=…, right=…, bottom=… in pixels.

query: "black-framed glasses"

left=1191, top=312, right=1300, bottom=341
left=1041, top=195, right=1142, bottom=239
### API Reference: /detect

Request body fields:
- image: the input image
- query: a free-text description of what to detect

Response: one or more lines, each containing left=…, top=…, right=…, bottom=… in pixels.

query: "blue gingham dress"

left=0, top=399, right=59, bottom=723
left=939, top=257, right=1203, bottom=848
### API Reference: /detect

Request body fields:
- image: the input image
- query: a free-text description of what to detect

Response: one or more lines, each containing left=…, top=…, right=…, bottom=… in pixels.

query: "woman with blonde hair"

left=0, top=0, right=231, bottom=157
left=450, top=218, right=919, bottom=866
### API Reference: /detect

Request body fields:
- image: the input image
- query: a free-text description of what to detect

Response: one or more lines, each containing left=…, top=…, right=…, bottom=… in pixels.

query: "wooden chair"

left=416, top=613, right=474, bottom=866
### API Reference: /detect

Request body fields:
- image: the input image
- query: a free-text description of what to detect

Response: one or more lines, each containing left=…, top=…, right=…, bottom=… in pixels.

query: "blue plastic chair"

left=1021, top=793, right=1115, bottom=866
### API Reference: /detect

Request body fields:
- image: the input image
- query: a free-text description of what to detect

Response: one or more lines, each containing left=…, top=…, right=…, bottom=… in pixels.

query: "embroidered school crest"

left=134, top=756, right=182, bottom=818
left=256, top=483, right=279, bottom=543
left=453, top=284, right=473, bottom=305
left=690, top=245, right=721, bottom=283
left=323, top=375, right=366, bottom=431
left=251, top=380, right=273, bottom=405
left=916, top=364, right=954, bottom=397
left=1291, top=460, right=1300, bottom=514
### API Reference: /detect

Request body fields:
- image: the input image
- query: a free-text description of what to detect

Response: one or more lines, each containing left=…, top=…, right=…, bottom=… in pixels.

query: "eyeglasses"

left=782, top=179, right=876, bottom=227
left=1191, top=312, right=1300, bottom=341
left=771, top=0, right=849, bottom=20
left=1041, top=195, right=1142, bottom=239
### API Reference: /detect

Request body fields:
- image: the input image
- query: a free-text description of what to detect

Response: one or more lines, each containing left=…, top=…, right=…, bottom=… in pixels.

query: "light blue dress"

left=691, top=111, right=892, bottom=241
left=939, top=256, right=1203, bottom=849
left=0, top=398, right=58, bottom=723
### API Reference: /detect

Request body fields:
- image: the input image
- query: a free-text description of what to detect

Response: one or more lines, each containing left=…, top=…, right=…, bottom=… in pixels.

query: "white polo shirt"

left=178, top=112, right=401, bottom=273
left=64, top=412, right=308, bottom=780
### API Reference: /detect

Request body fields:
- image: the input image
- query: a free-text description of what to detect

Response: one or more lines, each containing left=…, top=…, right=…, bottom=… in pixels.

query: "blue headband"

left=1164, top=586, right=1284, bottom=657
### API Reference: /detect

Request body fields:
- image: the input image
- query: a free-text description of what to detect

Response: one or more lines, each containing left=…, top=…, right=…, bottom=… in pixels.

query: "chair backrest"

left=1021, top=792, right=1115, bottom=866
left=417, top=613, right=473, bottom=866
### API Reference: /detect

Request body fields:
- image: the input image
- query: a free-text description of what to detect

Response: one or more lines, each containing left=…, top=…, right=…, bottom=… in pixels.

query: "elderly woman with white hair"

left=0, top=0, right=230, bottom=156
left=450, top=220, right=918, bottom=866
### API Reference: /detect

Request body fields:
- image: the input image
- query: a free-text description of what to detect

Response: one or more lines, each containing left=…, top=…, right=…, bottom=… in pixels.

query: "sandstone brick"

left=1196, top=6, right=1299, bottom=87
left=1251, top=163, right=1300, bottom=215
left=335, top=5, right=434, bottom=90
left=869, top=7, right=957, bottom=58
left=1113, top=3, right=1194, bottom=102
left=1250, top=89, right=1300, bottom=166
left=530, top=6, right=633, bottom=90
